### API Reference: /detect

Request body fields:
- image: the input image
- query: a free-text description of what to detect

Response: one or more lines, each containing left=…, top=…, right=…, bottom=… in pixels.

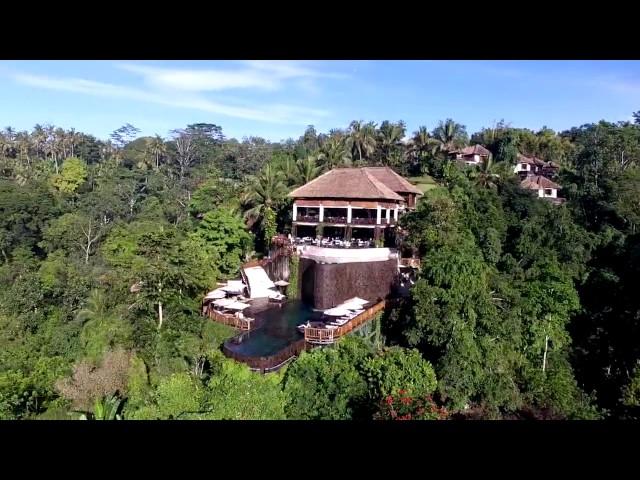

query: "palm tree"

left=432, top=119, right=468, bottom=152
left=76, top=289, right=114, bottom=354
left=292, top=155, right=323, bottom=186
left=31, top=124, right=47, bottom=159
left=41, top=125, right=60, bottom=173
left=68, top=128, right=80, bottom=158
left=0, top=130, right=13, bottom=158
left=320, top=136, right=352, bottom=169
left=346, top=120, right=377, bottom=164
left=408, top=126, right=440, bottom=174
left=279, top=156, right=299, bottom=187
left=471, top=155, right=504, bottom=190
left=54, top=128, right=68, bottom=158
left=14, top=131, right=32, bottom=167
left=76, top=289, right=111, bottom=326
left=146, top=135, right=167, bottom=170
left=241, top=164, right=288, bottom=229
left=377, top=121, right=405, bottom=166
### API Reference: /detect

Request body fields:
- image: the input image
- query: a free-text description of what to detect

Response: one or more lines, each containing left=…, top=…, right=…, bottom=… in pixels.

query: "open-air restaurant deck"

left=293, top=236, right=377, bottom=248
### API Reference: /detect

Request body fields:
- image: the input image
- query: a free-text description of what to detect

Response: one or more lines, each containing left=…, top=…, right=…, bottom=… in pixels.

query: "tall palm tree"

left=292, top=155, right=323, bottom=186
left=14, top=131, right=32, bottom=167
left=279, top=156, right=299, bottom=187
left=432, top=119, right=468, bottom=152
left=377, top=121, right=405, bottom=166
left=146, top=135, right=167, bottom=170
left=54, top=128, right=68, bottom=158
left=346, top=120, right=377, bottom=164
left=241, top=164, right=288, bottom=229
left=0, top=131, right=13, bottom=158
left=31, top=124, right=47, bottom=159
left=320, top=136, right=352, bottom=169
left=68, top=128, right=80, bottom=158
left=408, top=126, right=440, bottom=174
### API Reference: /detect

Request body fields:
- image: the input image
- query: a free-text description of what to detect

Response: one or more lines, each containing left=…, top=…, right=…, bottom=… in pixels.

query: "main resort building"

left=289, top=166, right=423, bottom=245
left=204, top=166, right=424, bottom=372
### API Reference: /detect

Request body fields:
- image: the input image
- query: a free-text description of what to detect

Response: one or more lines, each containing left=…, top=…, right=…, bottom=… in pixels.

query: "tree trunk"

left=84, top=223, right=92, bottom=264
left=158, top=301, right=163, bottom=330
left=542, top=335, right=549, bottom=373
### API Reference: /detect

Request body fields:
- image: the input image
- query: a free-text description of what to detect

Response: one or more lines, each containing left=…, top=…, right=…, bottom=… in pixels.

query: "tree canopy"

left=1, top=114, right=640, bottom=420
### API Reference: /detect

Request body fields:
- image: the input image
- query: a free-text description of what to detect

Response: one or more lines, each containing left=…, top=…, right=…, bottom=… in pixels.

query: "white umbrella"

left=222, top=284, right=245, bottom=294
left=213, top=298, right=236, bottom=307
left=205, top=289, right=227, bottom=299
left=324, top=306, right=352, bottom=317
left=274, top=280, right=289, bottom=287
left=342, top=297, right=369, bottom=306
left=226, top=301, right=250, bottom=310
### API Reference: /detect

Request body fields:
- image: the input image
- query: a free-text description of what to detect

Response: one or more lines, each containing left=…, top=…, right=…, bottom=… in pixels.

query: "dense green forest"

left=1, top=115, right=639, bottom=420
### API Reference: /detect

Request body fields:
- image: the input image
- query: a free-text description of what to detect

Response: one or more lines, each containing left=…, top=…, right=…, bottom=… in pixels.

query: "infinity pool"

left=223, top=300, right=324, bottom=358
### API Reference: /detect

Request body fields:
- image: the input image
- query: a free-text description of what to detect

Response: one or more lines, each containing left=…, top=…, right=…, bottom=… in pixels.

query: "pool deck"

left=211, top=298, right=386, bottom=373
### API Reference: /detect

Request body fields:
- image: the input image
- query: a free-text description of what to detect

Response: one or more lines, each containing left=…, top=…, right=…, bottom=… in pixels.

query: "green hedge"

left=288, top=254, right=300, bottom=299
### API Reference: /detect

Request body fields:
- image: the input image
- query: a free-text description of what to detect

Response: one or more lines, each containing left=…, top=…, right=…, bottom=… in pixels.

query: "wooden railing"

left=219, top=300, right=387, bottom=372
left=223, top=337, right=310, bottom=373
left=208, top=309, right=254, bottom=331
left=304, top=327, right=335, bottom=345
left=304, top=300, right=386, bottom=344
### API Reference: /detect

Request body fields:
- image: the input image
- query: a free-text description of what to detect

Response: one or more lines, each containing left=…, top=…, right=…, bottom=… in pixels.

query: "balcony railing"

left=296, top=215, right=319, bottom=223
left=295, top=215, right=397, bottom=225
left=350, top=217, right=378, bottom=225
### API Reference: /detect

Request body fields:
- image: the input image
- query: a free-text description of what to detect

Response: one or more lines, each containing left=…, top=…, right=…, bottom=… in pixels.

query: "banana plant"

left=79, top=394, right=123, bottom=420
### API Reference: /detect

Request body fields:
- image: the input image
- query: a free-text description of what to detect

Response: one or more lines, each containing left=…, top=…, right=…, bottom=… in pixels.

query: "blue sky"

left=0, top=60, right=638, bottom=142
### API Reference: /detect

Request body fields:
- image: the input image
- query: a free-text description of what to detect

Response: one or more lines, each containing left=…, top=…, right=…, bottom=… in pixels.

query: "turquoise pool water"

left=223, top=300, right=323, bottom=358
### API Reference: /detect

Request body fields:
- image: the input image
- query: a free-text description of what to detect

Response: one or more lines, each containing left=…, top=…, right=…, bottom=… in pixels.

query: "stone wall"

left=299, top=257, right=398, bottom=309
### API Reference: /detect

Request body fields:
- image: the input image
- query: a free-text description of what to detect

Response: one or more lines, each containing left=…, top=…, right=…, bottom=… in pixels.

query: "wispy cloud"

left=115, top=60, right=349, bottom=93
left=593, top=76, right=640, bottom=97
left=7, top=60, right=348, bottom=125
left=11, top=71, right=330, bottom=124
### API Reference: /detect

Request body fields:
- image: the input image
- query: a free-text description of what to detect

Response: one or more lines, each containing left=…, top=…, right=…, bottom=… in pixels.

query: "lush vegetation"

left=1, top=115, right=640, bottom=420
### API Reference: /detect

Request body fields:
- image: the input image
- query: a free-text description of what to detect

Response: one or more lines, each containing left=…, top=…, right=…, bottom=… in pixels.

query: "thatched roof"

left=521, top=175, right=561, bottom=190
left=288, top=167, right=421, bottom=201
left=364, top=167, right=423, bottom=195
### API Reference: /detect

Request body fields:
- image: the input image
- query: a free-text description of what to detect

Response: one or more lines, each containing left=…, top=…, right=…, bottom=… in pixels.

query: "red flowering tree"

left=374, top=391, right=449, bottom=420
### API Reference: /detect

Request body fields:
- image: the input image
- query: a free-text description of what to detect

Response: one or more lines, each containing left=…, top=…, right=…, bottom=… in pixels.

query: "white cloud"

left=116, top=63, right=280, bottom=92
left=242, top=60, right=349, bottom=80
left=115, top=60, right=349, bottom=93
left=11, top=72, right=330, bottom=124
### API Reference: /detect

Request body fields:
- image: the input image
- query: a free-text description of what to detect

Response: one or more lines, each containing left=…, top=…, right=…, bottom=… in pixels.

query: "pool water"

left=223, top=300, right=323, bottom=358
